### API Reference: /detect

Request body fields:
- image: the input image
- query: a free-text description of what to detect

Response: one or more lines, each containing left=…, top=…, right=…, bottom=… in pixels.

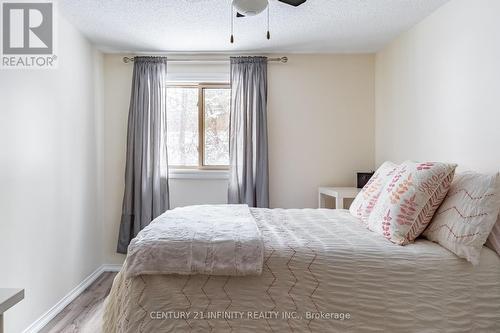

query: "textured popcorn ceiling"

left=60, top=0, right=449, bottom=53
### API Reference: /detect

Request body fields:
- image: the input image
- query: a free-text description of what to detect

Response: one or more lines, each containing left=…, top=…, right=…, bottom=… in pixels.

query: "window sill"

left=168, top=169, right=229, bottom=180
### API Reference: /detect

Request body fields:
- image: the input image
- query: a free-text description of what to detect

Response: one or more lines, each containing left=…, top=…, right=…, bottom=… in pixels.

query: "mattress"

left=103, top=208, right=500, bottom=332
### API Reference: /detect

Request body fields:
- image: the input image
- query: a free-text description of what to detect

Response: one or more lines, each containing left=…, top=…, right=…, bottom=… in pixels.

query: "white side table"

left=318, top=187, right=361, bottom=209
left=0, top=289, right=24, bottom=333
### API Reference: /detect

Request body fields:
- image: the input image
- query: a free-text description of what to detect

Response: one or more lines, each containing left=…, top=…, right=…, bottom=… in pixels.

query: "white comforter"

left=124, top=205, right=263, bottom=278
left=104, top=208, right=500, bottom=332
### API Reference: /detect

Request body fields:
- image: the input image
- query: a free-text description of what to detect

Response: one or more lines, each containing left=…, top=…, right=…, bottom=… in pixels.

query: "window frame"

left=166, top=82, right=230, bottom=170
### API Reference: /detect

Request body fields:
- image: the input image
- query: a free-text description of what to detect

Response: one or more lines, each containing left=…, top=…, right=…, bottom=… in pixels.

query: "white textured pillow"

left=367, top=161, right=456, bottom=245
left=349, top=161, right=398, bottom=223
left=423, top=171, right=500, bottom=265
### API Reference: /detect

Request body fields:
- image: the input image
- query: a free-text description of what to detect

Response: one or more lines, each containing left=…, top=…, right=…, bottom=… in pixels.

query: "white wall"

left=375, top=0, right=500, bottom=173
left=268, top=55, right=375, bottom=208
left=102, top=54, right=375, bottom=264
left=0, top=15, right=104, bottom=333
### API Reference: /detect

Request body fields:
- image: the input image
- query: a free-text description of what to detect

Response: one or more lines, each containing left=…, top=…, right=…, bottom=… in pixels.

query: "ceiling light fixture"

left=230, top=0, right=308, bottom=44
left=232, top=0, right=268, bottom=16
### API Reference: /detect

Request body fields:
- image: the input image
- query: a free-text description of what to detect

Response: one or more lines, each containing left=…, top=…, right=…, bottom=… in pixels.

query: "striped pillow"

left=349, top=161, right=398, bottom=223
left=367, top=161, right=456, bottom=245
left=424, top=172, right=500, bottom=264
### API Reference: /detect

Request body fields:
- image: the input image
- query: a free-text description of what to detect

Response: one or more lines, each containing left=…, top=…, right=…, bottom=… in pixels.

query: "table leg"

left=318, top=193, right=325, bottom=208
left=0, top=313, right=3, bottom=333
left=335, top=196, right=344, bottom=209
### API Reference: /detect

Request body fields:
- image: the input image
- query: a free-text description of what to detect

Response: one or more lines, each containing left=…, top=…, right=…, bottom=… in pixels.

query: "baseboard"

left=101, top=264, right=123, bottom=272
left=23, top=263, right=123, bottom=333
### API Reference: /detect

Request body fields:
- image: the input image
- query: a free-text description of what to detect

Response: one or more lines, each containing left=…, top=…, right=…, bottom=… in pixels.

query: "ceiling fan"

left=230, top=0, right=307, bottom=43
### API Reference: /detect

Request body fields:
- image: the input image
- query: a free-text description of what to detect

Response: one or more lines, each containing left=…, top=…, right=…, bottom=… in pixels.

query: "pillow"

left=486, top=216, right=500, bottom=256
left=349, top=161, right=398, bottom=223
left=367, top=161, right=457, bottom=245
left=423, top=171, right=500, bottom=264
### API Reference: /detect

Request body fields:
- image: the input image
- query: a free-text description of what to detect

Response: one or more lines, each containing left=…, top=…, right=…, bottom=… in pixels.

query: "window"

left=166, top=83, right=230, bottom=169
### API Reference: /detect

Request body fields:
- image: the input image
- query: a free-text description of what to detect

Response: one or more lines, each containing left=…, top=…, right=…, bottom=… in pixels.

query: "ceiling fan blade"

left=277, top=0, right=307, bottom=6
left=236, top=12, right=245, bottom=18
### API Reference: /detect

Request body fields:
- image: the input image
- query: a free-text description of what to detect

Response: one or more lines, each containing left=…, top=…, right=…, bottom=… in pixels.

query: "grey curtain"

left=117, top=56, right=169, bottom=254
left=228, top=56, right=269, bottom=207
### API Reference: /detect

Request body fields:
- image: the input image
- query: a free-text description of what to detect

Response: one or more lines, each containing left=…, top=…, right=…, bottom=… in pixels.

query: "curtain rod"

left=122, top=56, right=288, bottom=64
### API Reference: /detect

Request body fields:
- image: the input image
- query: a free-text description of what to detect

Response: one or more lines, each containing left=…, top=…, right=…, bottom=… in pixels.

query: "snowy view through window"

left=203, top=88, right=230, bottom=165
left=166, top=86, right=230, bottom=167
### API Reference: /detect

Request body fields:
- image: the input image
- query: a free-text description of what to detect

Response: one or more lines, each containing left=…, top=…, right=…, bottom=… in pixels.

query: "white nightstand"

left=318, top=187, right=361, bottom=209
left=0, top=289, right=24, bottom=333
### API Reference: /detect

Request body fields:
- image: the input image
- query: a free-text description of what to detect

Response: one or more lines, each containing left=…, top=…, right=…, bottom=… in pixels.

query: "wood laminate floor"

left=40, top=272, right=117, bottom=333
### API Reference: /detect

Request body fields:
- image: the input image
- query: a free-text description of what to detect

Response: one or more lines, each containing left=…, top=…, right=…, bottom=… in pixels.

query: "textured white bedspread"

left=124, top=205, right=263, bottom=278
left=104, top=208, right=500, bottom=332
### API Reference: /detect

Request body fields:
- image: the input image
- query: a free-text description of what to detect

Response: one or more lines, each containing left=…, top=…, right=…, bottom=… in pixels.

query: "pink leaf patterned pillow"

left=424, top=172, right=500, bottom=264
left=367, top=161, right=457, bottom=245
left=349, top=161, right=398, bottom=223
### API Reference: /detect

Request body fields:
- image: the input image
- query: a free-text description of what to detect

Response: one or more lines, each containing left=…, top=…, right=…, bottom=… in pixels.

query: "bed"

left=103, top=208, right=500, bottom=332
